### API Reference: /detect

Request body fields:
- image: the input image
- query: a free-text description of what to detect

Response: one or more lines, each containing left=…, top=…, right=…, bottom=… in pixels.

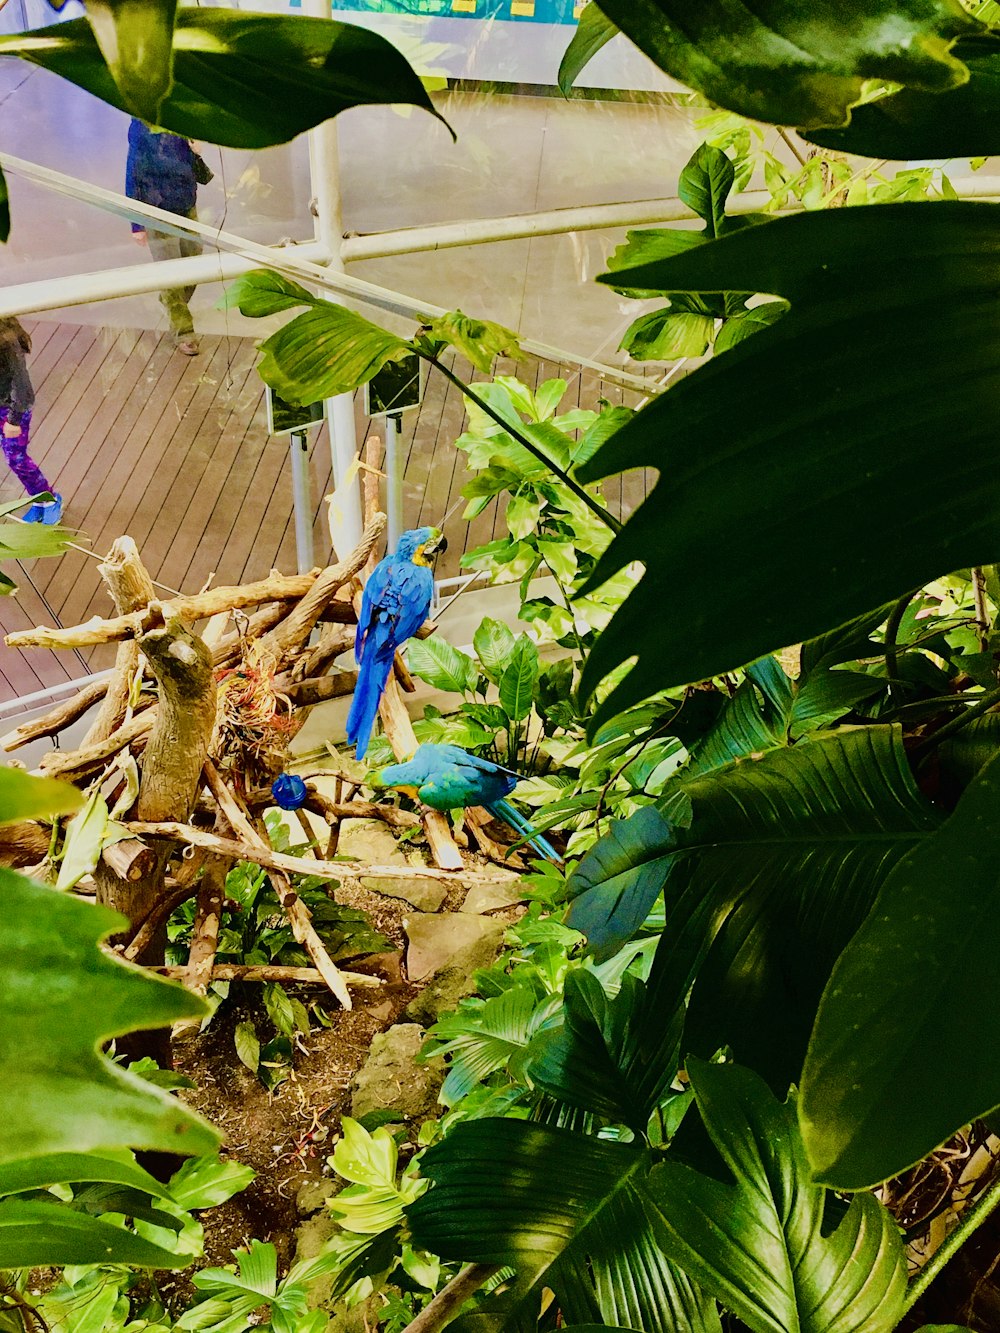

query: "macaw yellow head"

left=397, top=527, right=448, bottom=568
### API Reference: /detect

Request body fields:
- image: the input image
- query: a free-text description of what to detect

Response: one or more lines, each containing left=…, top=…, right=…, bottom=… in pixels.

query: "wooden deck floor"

left=0, top=319, right=649, bottom=706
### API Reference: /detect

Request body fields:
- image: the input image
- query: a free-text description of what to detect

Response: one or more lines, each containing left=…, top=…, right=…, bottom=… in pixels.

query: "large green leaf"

left=592, top=0, right=975, bottom=129
left=0, top=1151, right=171, bottom=1199
left=0, top=8, right=444, bottom=150
left=83, top=0, right=176, bottom=123
left=499, top=638, right=540, bottom=723
left=645, top=1061, right=907, bottom=1333
left=801, top=748, right=1000, bottom=1189
left=408, top=1119, right=718, bottom=1333
left=223, top=270, right=317, bottom=319
left=0, top=1198, right=188, bottom=1268
left=407, top=637, right=478, bottom=695
left=524, top=969, right=683, bottom=1131
left=806, top=34, right=1000, bottom=159
left=565, top=807, right=675, bottom=960
left=558, top=2, right=620, bottom=95
left=0, top=767, right=81, bottom=825
left=572, top=730, right=941, bottom=1091
left=0, top=869, right=218, bottom=1163
left=427, top=986, right=558, bottom=1106
left=256, top=305, right=410, bottom=405
left=578, top=203, right=1000, bottom=720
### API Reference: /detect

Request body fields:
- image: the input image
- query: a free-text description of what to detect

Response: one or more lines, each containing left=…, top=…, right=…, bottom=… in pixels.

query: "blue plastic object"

left=271, top=773, right=308, bottom=811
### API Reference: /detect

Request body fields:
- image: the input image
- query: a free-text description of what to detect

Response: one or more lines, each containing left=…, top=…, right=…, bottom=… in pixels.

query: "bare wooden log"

left=38, top=709, right=154, bottom=780
left=157, top=963, right=381, bottom=987
left=1, top=678, right=109, bottom=752
left=101, top=838, right=158, bottom=882
left=281, top=671, right=357, bottom=707
left=85, top=538, right=156, bottom=746
left=393, top=650, right=416, bottom=693
left=362, top=434, right=382, bottom=534
left=0, top=821, right=51, bottom=867
left=304, top=788, right=421, bottom=831
left=212, top=601, right=296, bottom=666
left=121, top=880, right=201, bottom=962
left=201, top=761, right=354, bottom=1009
left=127, top=820, right=504, bottom=885
left=182, top=852, right=227, bottom=997
left=294, top=627, right=355, bottom=682
left=464, top=805, right=525, bottom=870
left=259, top=513, right=386, bottom=659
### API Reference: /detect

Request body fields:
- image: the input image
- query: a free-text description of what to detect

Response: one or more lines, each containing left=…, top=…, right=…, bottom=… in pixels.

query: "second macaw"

left=347, top=527, right=446, bottom=759
left=370, top=742, right=560, bottom=862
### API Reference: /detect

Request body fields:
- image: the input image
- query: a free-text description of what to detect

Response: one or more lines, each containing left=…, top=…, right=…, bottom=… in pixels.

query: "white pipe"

left=0, top=668, right=113, bottom=718
left=0, top=152, right=672, bottom=394
left=385, top=412, right=402, bottom=550
left=345, top=175, right=1000, bottom=258
left=0, top=240, right=328, bottom=317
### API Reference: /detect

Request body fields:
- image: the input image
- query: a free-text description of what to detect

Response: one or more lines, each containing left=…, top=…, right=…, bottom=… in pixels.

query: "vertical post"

left=289, top=430, right=315, bottom=575
left=305, top=0, right=362, bottom=556
left=385, top=411, right=403, bottom=551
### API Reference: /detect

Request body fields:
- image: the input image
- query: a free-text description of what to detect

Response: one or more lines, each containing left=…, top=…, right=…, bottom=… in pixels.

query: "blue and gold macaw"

left=370, top=742, right=560, bottom=863
left=347, top=527, right=446, bottom=759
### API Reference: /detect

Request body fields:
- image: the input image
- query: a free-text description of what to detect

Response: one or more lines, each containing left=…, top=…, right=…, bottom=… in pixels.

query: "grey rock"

left=349, top=1023, right=444, bottom=1121
left=460, top=880, right=523, bottom=914
left=404, top=912, right=506, bottom=982
left=295, top=1177, right=338, bottom=1216
left=362, top=875, right=447, bottom=912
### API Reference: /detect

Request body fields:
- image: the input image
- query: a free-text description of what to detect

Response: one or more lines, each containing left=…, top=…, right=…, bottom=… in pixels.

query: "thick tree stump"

left=85, top=538, right=156, bottom=746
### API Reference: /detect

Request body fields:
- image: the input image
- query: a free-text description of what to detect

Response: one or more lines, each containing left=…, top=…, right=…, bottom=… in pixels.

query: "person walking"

left=126, top=119, right=213, bottom=356
left=0, top=318, right=61, bottom=524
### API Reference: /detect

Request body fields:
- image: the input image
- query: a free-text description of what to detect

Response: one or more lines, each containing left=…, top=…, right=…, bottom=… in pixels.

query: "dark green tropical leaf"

left=678, top=144, right=737, bottom=239
left=788, top=668, right=880, bottom=738
left=713, top=301, right=789, bottom=354
left=0, top=8, right=445, bottom=150
left=256, top=305, right=410, bottom=405
left=0, top=1152, right=170, bottom=1200
left=579, top=203, right=1000, bottom=720
left=428, top=987, right=558, bottom=1105
left=558, top=2, right=620, bottom=94
left=419, top=312, right=521, bottom=375
left=0, top=869, right=217, bottom=1163
left=0, top=767, right=82, bottom=825
left=0, top=1198, right=189, bottom=1268
left=801, top=748, right=1000, bottom=1189
left=83, top=0, right=176, bottom=123
left=645, top=1062, right=907, bottom=1333
left=574, top=406, right=634, bottom=468
left=621, top=309, right=715, bottom=362
left=524, top=969, right=682, bottom=1130
left=565, top=807, right=675, bottom=960
left=806, top=35, right=1000, bottom=159
left=408, top=1119, right=717, bottom=1333
left=593, top=0, right=975, bottom=129
left=799, top=603, right=893, bottom=675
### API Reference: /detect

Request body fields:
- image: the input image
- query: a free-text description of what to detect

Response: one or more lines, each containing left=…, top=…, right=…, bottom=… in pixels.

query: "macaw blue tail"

left=347, top=643, right=395, bottom=760
left=487, top=799, right=561, bottom=864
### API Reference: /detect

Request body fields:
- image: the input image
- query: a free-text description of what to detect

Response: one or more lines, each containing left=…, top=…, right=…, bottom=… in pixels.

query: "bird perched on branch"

left=347, top=527, right=447, bottom=760
left=370, top=742, right=559, bottom=863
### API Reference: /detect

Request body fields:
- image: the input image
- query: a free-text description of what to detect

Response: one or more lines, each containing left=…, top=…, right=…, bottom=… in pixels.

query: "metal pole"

left=289, top=430, right=315, bottom=575
left=385, top=412, right=403, bottom=550
left=303, top=0, right=362, bottom=557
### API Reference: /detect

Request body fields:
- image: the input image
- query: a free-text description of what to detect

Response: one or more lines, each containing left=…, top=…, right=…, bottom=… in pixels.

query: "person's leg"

left=178, top=211, right=202, bottom=305
left=1, top=410, right=54, bottom=499
left=147, top=227, right=195, bottom=339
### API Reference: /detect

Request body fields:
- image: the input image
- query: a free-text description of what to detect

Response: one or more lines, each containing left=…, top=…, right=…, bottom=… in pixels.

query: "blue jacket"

left=125, top=120, right=198, bottom=231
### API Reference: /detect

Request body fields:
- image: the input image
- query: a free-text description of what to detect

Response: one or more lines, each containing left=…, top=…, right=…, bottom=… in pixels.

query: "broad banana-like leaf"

left=0, top=868, right=218, bottom=1163
left=0, top=1152, right=171, bottom=1199
left=0, top=9, right=445, bottom=150
left=591, top=0, right=974, bottom=129
left=256, top=306, right=410, bottom=405
left=646, top=1062, right=907, bottom=1333
left=578, top=203, right=1000, bottom=721
left=806, top=35, right=1000, bottom=159
left=82, top=0, right=176, bottom=123
left=0, top=1198, right=188, bottom=1268
left=570, top=730, right=941, bottom=1091
left=802, top=748, right=1000, bottom=1188
left=427, top=986, right=558, bottom=1105
left=408, top=1119, right=718, bottom=1333
left=558, top=3, right=620, bottom=95
left=524, top=969, right=683, bottom=1131
left=0, top=766, right=81, bottom=824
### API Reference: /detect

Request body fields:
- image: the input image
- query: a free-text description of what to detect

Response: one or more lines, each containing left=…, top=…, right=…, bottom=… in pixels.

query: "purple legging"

left=0, top=407, right=52, bottom=498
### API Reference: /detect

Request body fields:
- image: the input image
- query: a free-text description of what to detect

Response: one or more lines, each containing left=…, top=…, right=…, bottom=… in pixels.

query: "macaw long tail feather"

left=346, top=643, right=395, bottom=760
left=487, top=799, right=561, bottom=864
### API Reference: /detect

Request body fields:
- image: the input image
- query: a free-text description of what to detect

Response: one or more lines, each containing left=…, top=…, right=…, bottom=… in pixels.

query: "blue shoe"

left=23, top=493, right=62, bottom=524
